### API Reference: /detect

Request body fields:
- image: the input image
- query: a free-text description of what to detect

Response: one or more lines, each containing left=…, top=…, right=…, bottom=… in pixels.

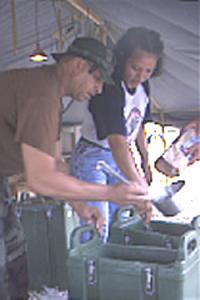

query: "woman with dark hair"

left=70, top=27, right=164, bottom=241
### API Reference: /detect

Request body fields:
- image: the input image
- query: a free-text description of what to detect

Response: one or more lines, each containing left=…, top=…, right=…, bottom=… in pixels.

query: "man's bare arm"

left=22, top=143, right=111, bottom=202
left=21, top=143, right=150, bottom=208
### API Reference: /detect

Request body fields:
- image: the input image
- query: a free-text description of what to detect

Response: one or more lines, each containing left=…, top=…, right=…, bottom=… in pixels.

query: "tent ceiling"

left=0, top=0, right=199, bottom=127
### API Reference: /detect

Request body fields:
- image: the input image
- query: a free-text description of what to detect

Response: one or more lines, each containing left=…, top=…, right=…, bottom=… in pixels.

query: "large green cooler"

left=18, top=196, right=79, bottom=291
left=109, top=206, right=200, bottom=249
left=67, top=224, right=200, bottom=300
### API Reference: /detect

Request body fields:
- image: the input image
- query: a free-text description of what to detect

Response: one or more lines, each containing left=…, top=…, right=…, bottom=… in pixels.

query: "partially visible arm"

left=54, top=140, right=69, bottom=173
left=184, top=119, right=200, bottom=165
left=54, top=141, right=98, bottom=206
left=54, top=141, right=104, bottom=233
left=136, top=125, right=148, bottom=163
left=108, top=134, right=148, bottom=188
left=21, top=143, right=150, bottom=206
left=135, top=125, right=152, bottom=184
left=183, top=119, right=200, bottom=135
left=21, top=143, right=111, bottom=202
left=185, top=143, right=200, bottom=165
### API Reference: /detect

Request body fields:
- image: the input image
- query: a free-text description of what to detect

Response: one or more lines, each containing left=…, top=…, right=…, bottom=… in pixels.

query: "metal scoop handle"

left=96, top=160, right=149, bottom=225
left=96, top=160, right=184, bottom=217
left=96, top=160, right=130, bottom=184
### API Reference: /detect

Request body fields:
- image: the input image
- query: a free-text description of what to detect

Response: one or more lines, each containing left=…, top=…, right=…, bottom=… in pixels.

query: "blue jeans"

left=69, top=138, right=123, bottom=242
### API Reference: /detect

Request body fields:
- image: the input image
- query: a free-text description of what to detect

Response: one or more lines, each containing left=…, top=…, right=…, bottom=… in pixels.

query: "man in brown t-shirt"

left=0, top=37, right=151, bottom=299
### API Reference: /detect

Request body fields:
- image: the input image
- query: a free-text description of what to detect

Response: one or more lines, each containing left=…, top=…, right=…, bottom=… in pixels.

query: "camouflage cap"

left=52, top=37, right=115, bottom=84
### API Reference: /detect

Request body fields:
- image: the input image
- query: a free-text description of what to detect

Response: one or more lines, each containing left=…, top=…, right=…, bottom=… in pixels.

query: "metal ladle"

left=96, top=160, right=185, bottom=217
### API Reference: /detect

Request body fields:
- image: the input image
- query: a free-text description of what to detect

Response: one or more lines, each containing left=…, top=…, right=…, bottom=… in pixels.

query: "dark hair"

left=113, top=27, right=164, bottom=83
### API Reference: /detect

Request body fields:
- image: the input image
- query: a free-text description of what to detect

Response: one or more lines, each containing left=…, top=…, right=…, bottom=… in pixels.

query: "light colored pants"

left=70, top=138, right=123, bottom=242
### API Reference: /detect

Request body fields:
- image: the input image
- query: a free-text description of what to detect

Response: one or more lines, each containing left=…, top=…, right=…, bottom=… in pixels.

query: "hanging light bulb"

left=29, top=43, right=48, bottom=62
left=29, top=0, right=48, bottom=62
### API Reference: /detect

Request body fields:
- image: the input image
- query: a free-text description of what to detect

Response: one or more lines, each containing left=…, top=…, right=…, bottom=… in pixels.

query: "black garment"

left=0, top=178, right=28, bottom=300
left=89, top=83, right=126, bottom=140
left=89, top=81, right=152, bottom=141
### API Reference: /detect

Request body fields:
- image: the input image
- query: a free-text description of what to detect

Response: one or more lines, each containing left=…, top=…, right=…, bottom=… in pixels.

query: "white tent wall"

left=0, top=0, right=199, bottom=127
left=80, top=0, right=199, bottom=127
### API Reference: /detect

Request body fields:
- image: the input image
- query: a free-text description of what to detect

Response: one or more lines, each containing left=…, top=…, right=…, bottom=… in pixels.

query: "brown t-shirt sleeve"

left=15, top=95, right=60, bottom=157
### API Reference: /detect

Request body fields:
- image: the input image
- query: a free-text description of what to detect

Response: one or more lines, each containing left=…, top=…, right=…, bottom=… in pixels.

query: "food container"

left=67, top=223, right=200, bottom=300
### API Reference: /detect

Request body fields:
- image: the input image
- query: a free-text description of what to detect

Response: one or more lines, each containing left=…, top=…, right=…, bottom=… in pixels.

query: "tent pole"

left=65, top=0, right=103, bottom=26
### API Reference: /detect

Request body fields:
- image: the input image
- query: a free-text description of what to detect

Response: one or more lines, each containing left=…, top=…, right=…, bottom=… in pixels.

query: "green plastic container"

left=67, top=224, right=200, bottom=300
left=19, top=197, right=79, bottom=291
left=109, top=206, right=200, bottom=250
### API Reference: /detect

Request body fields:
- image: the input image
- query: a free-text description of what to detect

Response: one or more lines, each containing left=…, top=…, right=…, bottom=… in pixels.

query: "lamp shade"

left=29, top=44, right=48, bottom=62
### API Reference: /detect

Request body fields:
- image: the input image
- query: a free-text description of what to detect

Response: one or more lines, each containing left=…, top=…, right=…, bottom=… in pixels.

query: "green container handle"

left=70, top=224, right=101, bottom=250
left=111, top=205, right=145, bottom=228
left=178, top=230, right=198, bottom=261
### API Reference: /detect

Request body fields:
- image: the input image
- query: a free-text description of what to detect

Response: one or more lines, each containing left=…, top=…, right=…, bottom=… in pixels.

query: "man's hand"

left=71, top=202, right=104, bottom=235
left=109, top=182, right=152, bottom=222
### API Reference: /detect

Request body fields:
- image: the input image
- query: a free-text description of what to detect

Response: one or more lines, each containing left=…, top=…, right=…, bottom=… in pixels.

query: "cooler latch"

left=87, top=259, right=97, bottom=285
left=143, top=267, right=155, bottom=296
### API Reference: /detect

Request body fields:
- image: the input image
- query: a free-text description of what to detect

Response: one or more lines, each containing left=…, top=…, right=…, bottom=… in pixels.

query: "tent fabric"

left=81, top=0, right=199, bottom=127
left=0, top=0, right=199, bottom=128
